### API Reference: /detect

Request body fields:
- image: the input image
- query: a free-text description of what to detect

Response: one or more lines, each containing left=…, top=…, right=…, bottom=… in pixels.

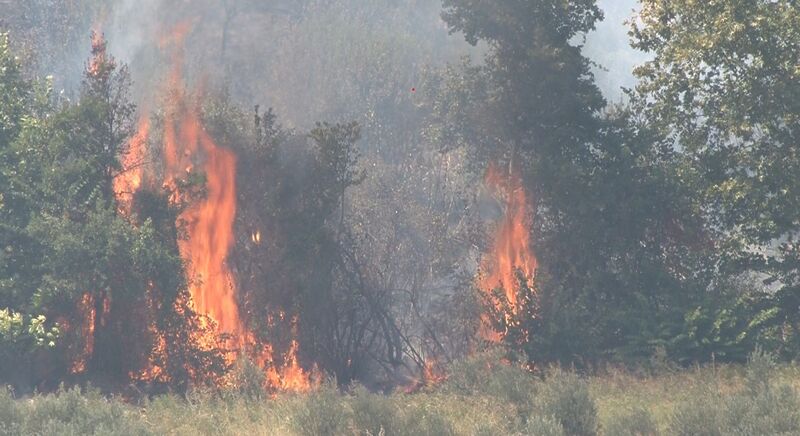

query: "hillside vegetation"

left=1, top=350, right=799, bottom=436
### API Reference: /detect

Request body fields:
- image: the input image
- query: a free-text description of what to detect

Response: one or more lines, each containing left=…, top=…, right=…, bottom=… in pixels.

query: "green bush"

left=442, top=350, right=536, bottom=408
left=0, top=388, right=23, bottom=435
left=288, top=381, right=353, bottom=436
left=670, top=350, right=800, bottom=436
left=536, top=369, right=598, bottom=436
left=225, top=357, right=267, bottom=401
left=395, top=402, right=456, bottom=436
left=523, top=415, right=566, bottom=436
left=604, top=407, right=658, bottom=436
left=349, top=385, right=397, bottom=435
left=14, top=386, right=150, bottom=436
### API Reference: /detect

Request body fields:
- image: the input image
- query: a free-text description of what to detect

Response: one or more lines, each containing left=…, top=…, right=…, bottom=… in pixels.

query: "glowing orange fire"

left=113, top=116, right=150, bottom=214
left=479, top=163, right=537, bottom=340
left=151, top=23, right=312, bottom=390
left=94, top=22, right=315, bottom=391
left=70, top=293, right=96, bottom=374
left=162, top=94, right=243, bottom=342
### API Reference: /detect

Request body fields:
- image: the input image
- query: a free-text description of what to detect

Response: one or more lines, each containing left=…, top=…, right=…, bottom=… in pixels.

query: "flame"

left=402, top=358, right=447, bottom=393
left=70, top=293, right=96, bottom=374
left=87, top=31, right=113, bottom=80
left=264, top=340, right=316, bottom=392
left=479, top=163, right=537, bottom=341
left=148, top=23, right=313, bottom=391
left=114, top=116, right=150, bottom=214
left=99, top=22, right=315, bottom=392
left=162, top=98, right=243, bottom=341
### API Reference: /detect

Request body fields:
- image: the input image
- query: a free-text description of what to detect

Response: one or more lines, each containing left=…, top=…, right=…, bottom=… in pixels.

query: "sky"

left=587, top=0, right=651, bottom=102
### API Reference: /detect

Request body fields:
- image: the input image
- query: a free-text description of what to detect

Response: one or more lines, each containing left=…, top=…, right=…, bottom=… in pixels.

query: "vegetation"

left=0, top=351, right=798, bottom=435
left=1, top=0, right=800, bottom=432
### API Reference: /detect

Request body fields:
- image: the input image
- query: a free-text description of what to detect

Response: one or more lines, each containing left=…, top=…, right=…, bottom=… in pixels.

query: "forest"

left=1, top=0, right=800, bottom=434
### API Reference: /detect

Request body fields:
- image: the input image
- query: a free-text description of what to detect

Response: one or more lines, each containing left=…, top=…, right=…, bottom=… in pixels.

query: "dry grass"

left=2, top=351, right=799, bottom=435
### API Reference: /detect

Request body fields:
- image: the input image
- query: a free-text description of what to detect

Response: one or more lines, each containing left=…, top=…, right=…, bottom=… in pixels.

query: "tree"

left=631, top=0, right=800, bottom=359
left=0, top=33, right=227, bottom=390
left=434, top=1, right=716, bottom=365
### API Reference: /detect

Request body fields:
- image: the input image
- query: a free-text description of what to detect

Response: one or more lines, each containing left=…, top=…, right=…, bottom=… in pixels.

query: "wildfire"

left=88, top=22, right=315, bottom=392
left=162, top=93, right=243, bottom=342
left=132, top=23, right=313, bottom=391
left=479, top=163, right=537, bottom=341
left=70, top=293, right=96, bottom=374
left=114, top=116, right=150, bottom=214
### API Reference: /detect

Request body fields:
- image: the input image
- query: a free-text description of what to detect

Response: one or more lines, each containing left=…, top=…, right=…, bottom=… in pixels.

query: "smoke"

left=585, top=0, right=652, bottom=102
left=104, top=0, right=163, bottom=65
left=4, top=0, right=642, bottom=118
left=48, top=0, right=474, bottom=131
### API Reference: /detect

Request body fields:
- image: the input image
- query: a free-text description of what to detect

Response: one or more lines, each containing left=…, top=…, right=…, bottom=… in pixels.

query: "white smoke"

left=585, top=0, right=652, bottom=102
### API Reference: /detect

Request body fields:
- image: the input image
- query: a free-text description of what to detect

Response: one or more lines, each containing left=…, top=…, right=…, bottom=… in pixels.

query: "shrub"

left=669, top=396, right=721, bottom=436
left=18, top=386, right=150, bottom=436
left=0, top=388, right=23, bottom=435
left=288, top=380, right=353, bottom=436
left=395, top=402, right=456, bottom=436
left=670, top=349, right=800, bottom=435
left=536, top=369, right=598, bottom=436
left=442, top=350, right=536, bottom=408
left=523, top=415, right=566, bottom=436
left=225, top=357, right=267, bottom=400
left=604, top=407, right=658, bottom=436
left=349, top=385, right=398, bottom=435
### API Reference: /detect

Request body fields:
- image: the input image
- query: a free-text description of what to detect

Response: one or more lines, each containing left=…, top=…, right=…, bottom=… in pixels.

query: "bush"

left=0, top=388, right=23, bottom=435
left=395, top=401, right=456, bottom=436
left=670, top=350, right=800, bottom=436
left=523, top=415, right=566, bottom=436
left=442, top=350, right=536, bottom=408
left=288, top=380, right=353, bottom=436
left=225, top=357, right=267, bottom=400
left=349, top=385, right=398, bottom=435
left=15, top=386, right=150, bottom=436
left=536, top=369, right=598, bottom=436
left=604, top=407, right=658, bottom=436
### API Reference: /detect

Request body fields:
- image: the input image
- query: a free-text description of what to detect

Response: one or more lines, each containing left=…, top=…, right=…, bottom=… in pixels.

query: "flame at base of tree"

left=155, top=79, right=315, bottom=392
left=479, top=163, right=538, bottom=343
left=69, top=293, right=96, bottom=374
left=88, top=27, right=317, bottom=391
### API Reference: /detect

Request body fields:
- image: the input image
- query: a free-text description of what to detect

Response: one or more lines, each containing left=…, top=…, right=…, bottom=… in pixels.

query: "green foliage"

left=0, top=386, right=150, bottom=436
left=0, top=309, right=59, bottom=388
left=523, top=415, right=566, bottom=436
left=669, top=350, right=800, bottom=435
left=0, top=32, right=226, bottom=389
left=536, top=369, right=598, bottom=436
left=349, top=384, right=398, bottom=435
left=436, top=0, right=713, bottom=368
left=288, top=381, right=352, bottom=436
left=0, top=33, right=30, bottom=147
left=225, top=357, right=267, bottom=401
left=604, top=407, right=658, bottom=436
left=2, top=356, right=800, bottom=435
left=632, top=0, right=800, bottom=359
left=0, top=309, right=59, bottom=349
left=442, top=349, right=536, bottom=408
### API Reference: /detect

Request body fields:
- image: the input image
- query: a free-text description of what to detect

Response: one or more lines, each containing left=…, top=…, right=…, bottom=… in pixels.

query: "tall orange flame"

left=151, top=23, right=313, bottom=391
left=114, top=116, right=149, bottom=214
left=99, top=23, right=315, bottom=391
left=162, top=98, right=243, bottom=341
left=479, top=163, right=537, bottom=340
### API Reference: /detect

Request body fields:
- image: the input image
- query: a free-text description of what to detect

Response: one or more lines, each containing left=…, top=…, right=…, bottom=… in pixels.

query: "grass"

left=2, top=350, right=799, bottom=435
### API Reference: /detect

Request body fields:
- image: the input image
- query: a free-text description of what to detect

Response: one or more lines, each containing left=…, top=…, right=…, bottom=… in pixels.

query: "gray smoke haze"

left=587, top=0, right=651, bottom=102
left=1, top=1, right=650, bottom=120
